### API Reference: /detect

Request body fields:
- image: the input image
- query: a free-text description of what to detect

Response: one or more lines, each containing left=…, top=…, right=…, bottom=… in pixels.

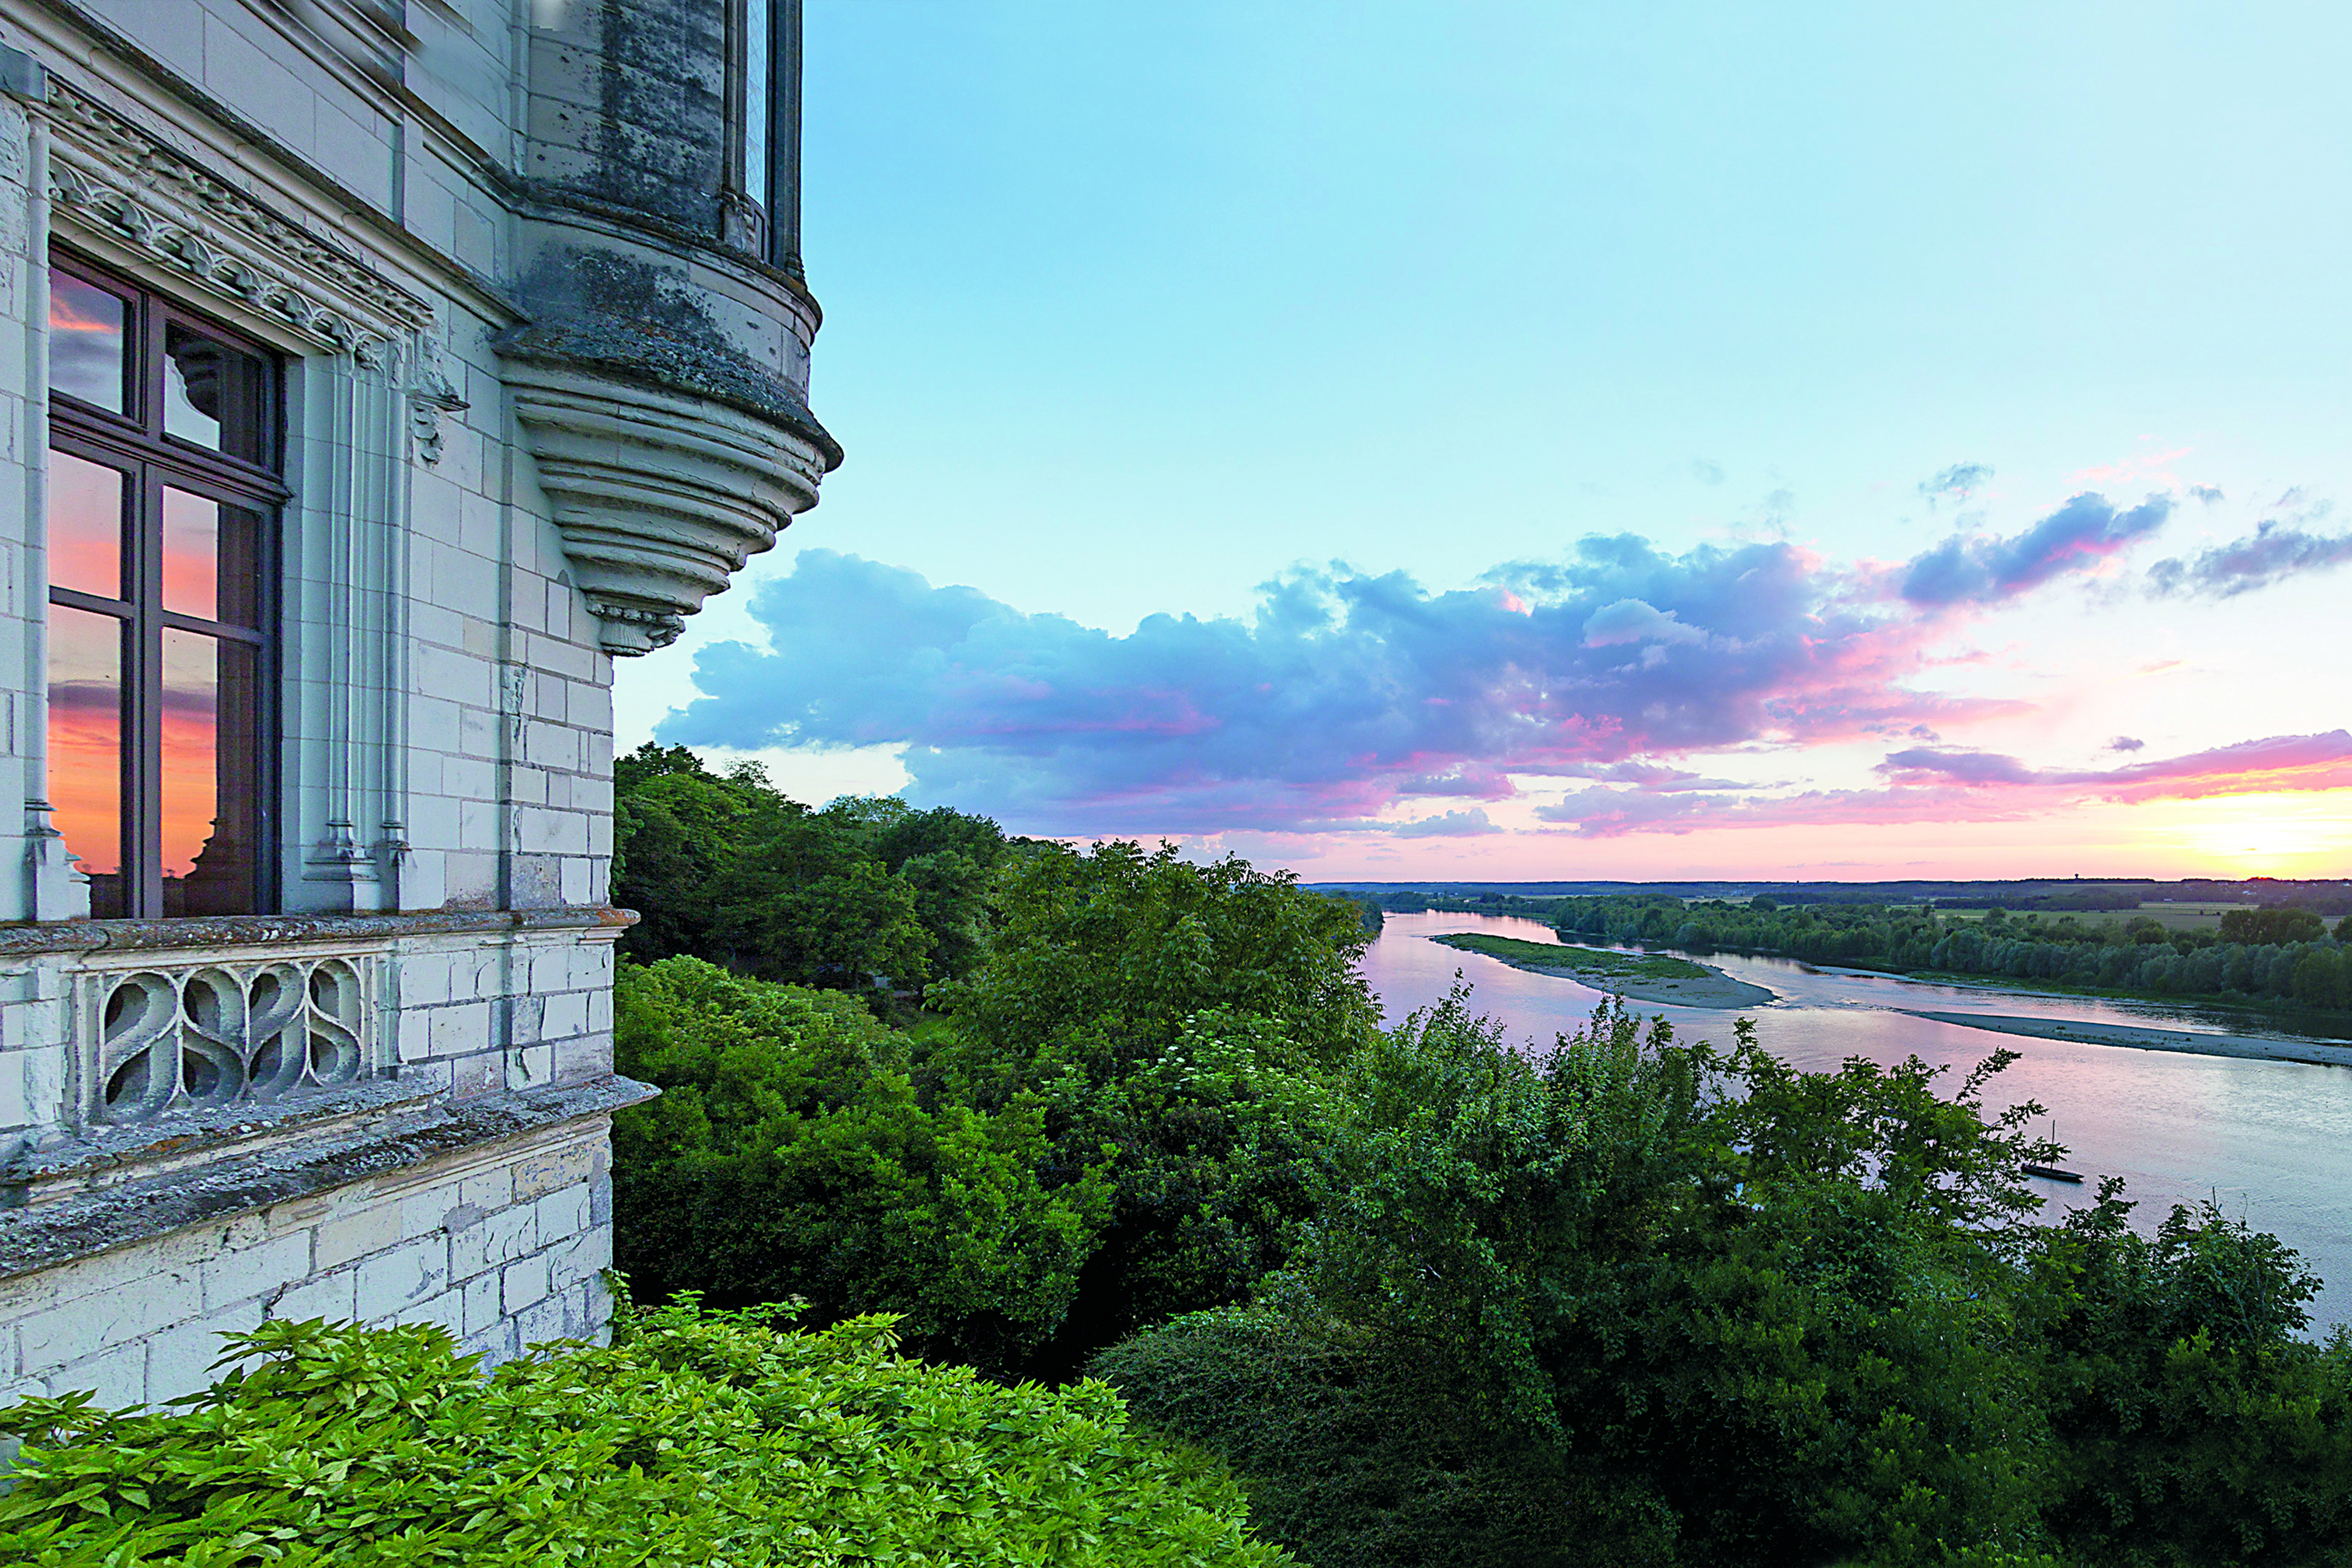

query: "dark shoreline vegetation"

left=1432, top=930, right=1713, bottom=980
left=1378, top=888, right=2352, bottom=1026
left=7, top=750, right=2349, bottom=1566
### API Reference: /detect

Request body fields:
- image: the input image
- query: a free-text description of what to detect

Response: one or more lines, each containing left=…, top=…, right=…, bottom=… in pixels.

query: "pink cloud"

left=1538, top=731, right=2352, bottom=837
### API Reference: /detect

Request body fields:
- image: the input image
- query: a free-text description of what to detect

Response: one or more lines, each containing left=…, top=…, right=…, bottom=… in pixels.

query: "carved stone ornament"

left=78, top=955, right=374, bottom=1125
left=503, top=360, right=830, bottom=655
left=42, top=80, right=435, bottom=360
left=407, top=335, right=470, bottom=464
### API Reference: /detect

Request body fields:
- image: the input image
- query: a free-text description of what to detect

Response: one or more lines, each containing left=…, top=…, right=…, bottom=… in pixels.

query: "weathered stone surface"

left=0, top=1076, right=654, bottom=1283
left=0, top=0, right=814, bottom=1410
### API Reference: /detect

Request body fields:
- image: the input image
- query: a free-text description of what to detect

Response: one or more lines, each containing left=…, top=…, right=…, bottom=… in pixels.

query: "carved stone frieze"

left=502, top=360, right=830, bottom=655
left=42, top=79, right=435, bottom=358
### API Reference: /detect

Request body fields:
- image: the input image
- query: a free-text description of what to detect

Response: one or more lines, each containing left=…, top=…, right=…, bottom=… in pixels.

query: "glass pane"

left=48, top=448, right=125, bottom=599
left=162, top=629, right=261, bottom=917
left=49, top=605, right=125, bottom=919
left=160, top=491, right=265, bottom=627
left=744, top=0, right=771, bottom=210
left=165, top=322, right=268, bottom=465
left=49, top=268, right=127, bottom=412
left=162, top=488, right=263, bottom=624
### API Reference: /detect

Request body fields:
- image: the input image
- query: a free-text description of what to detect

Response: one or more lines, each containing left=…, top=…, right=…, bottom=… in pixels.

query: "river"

left=1360, top=911, right=2352, bottom=1333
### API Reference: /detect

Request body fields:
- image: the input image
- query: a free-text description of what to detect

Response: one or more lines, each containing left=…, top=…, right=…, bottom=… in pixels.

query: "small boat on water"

left=2024, top=1118, right=2086, bottom=1183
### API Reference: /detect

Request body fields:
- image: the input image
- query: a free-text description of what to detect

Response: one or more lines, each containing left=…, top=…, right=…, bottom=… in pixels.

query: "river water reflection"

left=1360, top=911, right=2352, bottom=1332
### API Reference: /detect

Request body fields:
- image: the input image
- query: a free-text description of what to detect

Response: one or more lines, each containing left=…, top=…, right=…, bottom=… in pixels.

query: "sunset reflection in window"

left=48, top=604, right=123, bottom=917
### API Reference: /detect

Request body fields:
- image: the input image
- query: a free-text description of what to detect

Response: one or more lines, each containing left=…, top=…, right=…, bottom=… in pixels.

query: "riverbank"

left=1430, top=932, right=1778, bottom=1009
left=1902, top=1010, right=2352, bottom=1068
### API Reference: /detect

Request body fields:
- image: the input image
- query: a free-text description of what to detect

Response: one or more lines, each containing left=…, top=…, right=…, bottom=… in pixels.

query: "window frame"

left=728, top=0, right=802, bottom=274
left=45, top=247, right=287, bottom=921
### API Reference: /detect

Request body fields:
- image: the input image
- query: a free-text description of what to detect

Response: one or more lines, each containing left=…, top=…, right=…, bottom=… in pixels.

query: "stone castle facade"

left=0, top=0, right=833, bottom=1409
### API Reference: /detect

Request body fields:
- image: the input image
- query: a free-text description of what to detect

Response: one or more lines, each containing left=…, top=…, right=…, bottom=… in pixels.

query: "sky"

left=616, top=1, right=2352, bottom=882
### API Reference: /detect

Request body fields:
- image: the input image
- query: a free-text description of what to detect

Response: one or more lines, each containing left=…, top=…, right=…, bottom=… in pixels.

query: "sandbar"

left=1431, top=936, right=1778, bottom=1009
left=1901, top=1010, right=2352, bottom=1068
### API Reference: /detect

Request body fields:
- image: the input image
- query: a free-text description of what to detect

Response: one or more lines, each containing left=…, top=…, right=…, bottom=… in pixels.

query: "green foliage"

left=0, top=1306, right=1291, bottom=1566
left=1101, top=990, right=2352, bottom=1568
left=934, top=840, right=1381, bottom=1089
left=2030, top=1187, right=2352, bottom=1567
left=715, top=810, right=934, bottom=991
left=1431, top=930, right=1711, bottom=979
left=611, top=841, right=1381, bottom=1379
left=1095, top=1308, right=1675, bottom=1568
left=1551, top=894, right=2352, bottom=1014
left=2219, top=906, right=2326, bottom=946
left=611, top=743, right=1008, bottom=997
left=612, top=957, right=1108, bottom=1369
left=929, top=841, right=1383, bottom=1370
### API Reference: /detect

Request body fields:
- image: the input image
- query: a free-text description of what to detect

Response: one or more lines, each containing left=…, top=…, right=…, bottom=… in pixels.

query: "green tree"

left=612, top=958, right=1108, bottom=1368
left=612, top=744, right=1009, bottom=998
left=932, top=841, right=1382, bottom=1371
left=611, top=744, right=784, bottom=964
left=715, top=808, right=935, bottom=992
left=820, top=795, right=1012, bottom=982
left=2219, top=905, right=2326, bottom=945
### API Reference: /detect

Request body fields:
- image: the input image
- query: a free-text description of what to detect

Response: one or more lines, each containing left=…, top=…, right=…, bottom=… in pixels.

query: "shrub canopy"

left=0, top=1306, right=1291, bottom=1567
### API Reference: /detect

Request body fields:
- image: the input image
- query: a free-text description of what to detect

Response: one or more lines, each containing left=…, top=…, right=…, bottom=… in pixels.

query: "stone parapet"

left=0, top=910, right=633, bottom=1165
left=0, top=1079, right=644, bottom=1409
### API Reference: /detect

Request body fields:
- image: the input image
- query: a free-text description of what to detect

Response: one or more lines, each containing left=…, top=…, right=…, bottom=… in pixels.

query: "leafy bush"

left=929, top=841, right=1382, bottom=1372
left=0, top=1306, right=1293, bottom=1567
left=1101, top=990, right=2352, bottom=1568
left=612, top=957, right=1107, bottom=1369
left=1095, top=1307, right=1675, bottom=1568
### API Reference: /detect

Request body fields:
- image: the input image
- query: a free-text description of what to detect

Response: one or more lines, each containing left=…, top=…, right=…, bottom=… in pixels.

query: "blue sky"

left=617, top=2, right=2352, bottom=878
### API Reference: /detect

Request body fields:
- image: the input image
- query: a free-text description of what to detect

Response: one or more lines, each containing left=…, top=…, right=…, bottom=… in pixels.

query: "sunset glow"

left=617, top=8, right=2352, bottom=883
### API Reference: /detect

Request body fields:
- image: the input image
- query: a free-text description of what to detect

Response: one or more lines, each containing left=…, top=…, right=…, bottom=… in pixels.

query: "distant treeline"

left=1331, top=878, right=2352, bottom=916
left=1551, top=895, right=2352, bottom=1013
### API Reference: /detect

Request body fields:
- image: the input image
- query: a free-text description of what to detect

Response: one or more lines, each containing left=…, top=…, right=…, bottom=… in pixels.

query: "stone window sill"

left=0, top=907, right=636, bottom=958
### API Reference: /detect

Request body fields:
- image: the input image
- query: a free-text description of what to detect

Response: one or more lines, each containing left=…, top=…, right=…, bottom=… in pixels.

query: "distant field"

left=1940, top=902, right=2255, bottom=933
left=1432, top=932, right=1711, bottom=979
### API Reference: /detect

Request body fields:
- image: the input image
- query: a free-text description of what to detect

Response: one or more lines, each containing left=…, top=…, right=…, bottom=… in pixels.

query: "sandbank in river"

left=1429, top=934, right=1777, bottom=1009
left=1901, top=1011, right=2352, bottom=1069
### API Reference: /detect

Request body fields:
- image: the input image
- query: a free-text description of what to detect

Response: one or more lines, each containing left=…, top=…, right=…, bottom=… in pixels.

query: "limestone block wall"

left=0, top=1111, right=616, bottom=1410
left=0, top=914, right=624, bottom=1169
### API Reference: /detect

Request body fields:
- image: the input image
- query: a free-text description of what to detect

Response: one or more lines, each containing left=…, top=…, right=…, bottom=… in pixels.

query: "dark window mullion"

left=132, top=462, right=165, bottom=918
left=160, top=611, right=266, bottom=644
left=137, top=288, right=163, bottom=439
left=47, top=584, right=131, bottom=618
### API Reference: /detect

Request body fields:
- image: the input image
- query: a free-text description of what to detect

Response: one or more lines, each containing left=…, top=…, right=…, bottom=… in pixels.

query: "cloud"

left=1535, top=730, right=2352, bottom=837
left=1921, top=462, right=1994, bottom=501
left=1580, top=598, right=1710, bottom=647
left=1690, top=458, right=1725, bottom=485
left=2107, top=736, right=2144, bottom=752
left=658, top=496, right=2219, bottom=838
left=1900, top=493, right=2171, bottom=605
left=1391, top=808, right=1502, bottom=837
left=2146, top=518, right=2352, bottom=598
left=2188, top=484, right=2225, bottom=504
left=1875, top=748, right=2040, bottom=786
